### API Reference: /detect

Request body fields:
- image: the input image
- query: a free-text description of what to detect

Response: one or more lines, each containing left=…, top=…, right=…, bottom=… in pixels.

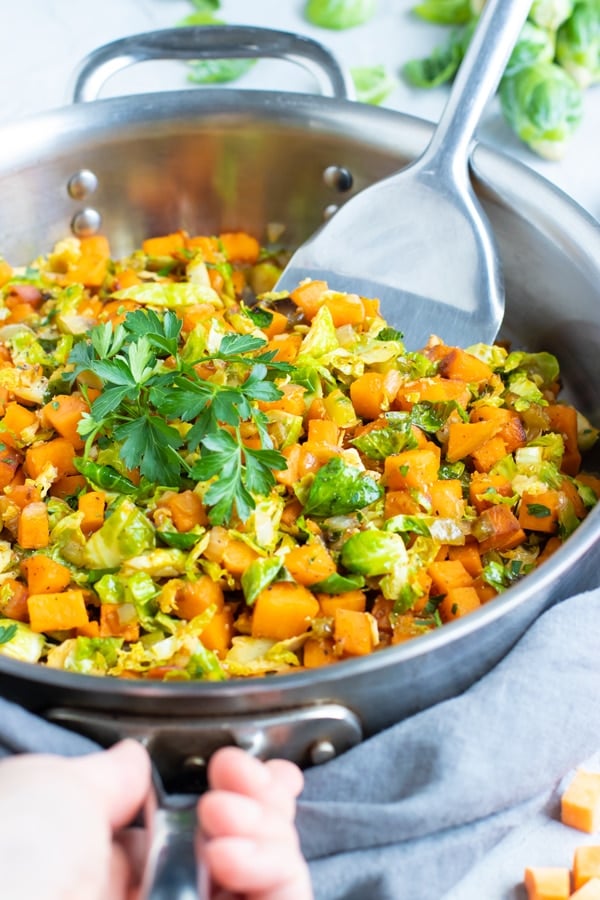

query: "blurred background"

left=4, top=0, right=599, bottom=219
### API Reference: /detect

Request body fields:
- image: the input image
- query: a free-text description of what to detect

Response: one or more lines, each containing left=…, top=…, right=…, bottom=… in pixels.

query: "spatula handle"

left=424, top=0, right=531, bottom=172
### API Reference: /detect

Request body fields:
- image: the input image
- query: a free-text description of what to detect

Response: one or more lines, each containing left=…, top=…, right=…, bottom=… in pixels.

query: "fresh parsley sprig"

left=68, top=309, right=292, bottom=524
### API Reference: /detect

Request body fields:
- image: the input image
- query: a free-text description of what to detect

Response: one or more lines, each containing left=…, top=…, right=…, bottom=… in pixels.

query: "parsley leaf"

left=68, top=309, right=290, bottom=524
left=0, top=623, right=17, bottom=646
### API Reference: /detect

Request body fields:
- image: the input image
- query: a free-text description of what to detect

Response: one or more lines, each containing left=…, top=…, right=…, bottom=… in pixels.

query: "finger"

left=100, top=842, right=132, bottom=900
left=71, top=740, right=152, bottom=829
left=207, top=748, right=304, bottom=819
left=115, top=826, right=147, bottom=888
left=203, top=836, right=313, bottom=900
left=200, top=790, right=299, bottom=841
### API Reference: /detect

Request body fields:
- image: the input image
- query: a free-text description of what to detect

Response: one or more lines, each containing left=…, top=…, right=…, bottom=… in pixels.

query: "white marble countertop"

left=3, top=0, right=600, bottom=222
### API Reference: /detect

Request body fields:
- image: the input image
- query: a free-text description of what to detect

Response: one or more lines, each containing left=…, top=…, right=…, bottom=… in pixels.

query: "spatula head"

left=275, top=169, right=504, bottom=351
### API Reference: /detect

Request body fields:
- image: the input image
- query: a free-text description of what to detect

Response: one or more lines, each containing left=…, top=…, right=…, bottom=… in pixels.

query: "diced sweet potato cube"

left=571, top=878, right=600, bottom=899
left=334, top=609, right=378, bottom=657
left=252, top=582, right=320, bottom=641
left=28, top=589, right=89, bottom=633
left=574, top=846, right=600, bottom=891
left=384, top=445, right=441, bottom=490
left=303, top=637, right=337, bottom=668
left=524, top=866, right=570, bottom=900
left=317, top=590, right=367, bottom=617
left=475, top=504, right=526, bottom=554
left=562, top=770, right=600, bottom=834
left=428, top=560, right=473, bottom=595
left=438, top=586, right=481, bottom=622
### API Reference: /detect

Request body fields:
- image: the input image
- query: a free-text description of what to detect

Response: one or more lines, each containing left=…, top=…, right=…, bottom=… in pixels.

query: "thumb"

left=72, top=739, right=152, bottom=830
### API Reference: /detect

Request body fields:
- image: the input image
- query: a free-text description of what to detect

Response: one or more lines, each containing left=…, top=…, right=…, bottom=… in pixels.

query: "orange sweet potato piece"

left=158, top=490, right=207, bottom=532
left=185, top=234, right=220, bottom=261
left=350, top=371, right=403, bottom=420
left=22, top=555, right=72, bottom=594
left=428, top=559, right=474, bottom=595
left=562, top=770, right=600, bottom=834
left=5, top=482, right=41, bottom=510
left=219, top=231, right=260, bottom=264
left=447, top=544, right=483, bottom=578
left=63, top=235, right=111, bottom=288
left=17, top=501, right=49, bottom=549
left=571, top=879, right=600, bottom=899
left=546, top=404, right=582, bottom=476
left=251, top=582, right=320, bottom=640
left=171, top=575, right=224, bottom=620
left=518, top=490, right=561, bottom=533
left=524, top=866, right=570, bottom=900
left=323, top=292, right=365, bottom=327
left=0, top=402, right=38, bottom=447
left=266, top=333, right=302, bottom=363
left=438, top=586, right=481, bottom=622
left=334, top=608, right=377, bottom=656
left=303, top=637, right=337, bottom=668
left=394, top=377, right=471, bottom=411
left=471, top=435, right=509, bottom=473
left=142, top=231, right=186, bottom=257
left=317, top=590, right=367, bottom=617
left=384, top=445, right=441, bottom=490
left=0, top=578, right=29, bottom=622
left=437, top=347, right=494, bottom=383
left=258, top=383, right=306, bottom=417
left=78, top=491, right=106, bottom=535
left=384, top=490, right=422, bottom=518
left=446, top=420, right=498, bottom=463
left=99, top=604, right=140, bottom=642
left=221, top=540, right=259, bottom=579
left=574, top=847, right=600, bottom=891
left=25, top=438, right=78, bottom=479
left=475, top=504, right=526, bottom=554
left=0, top=443, right=21, bottom=489
left=290, top=280, right=328, bottom=320
left=469, top=471, right=514, bottom=514
left=42, top=394, right=89, bottom=450
left=0, top=258, right=13, bottom=287
left=28, top=589, right=89, bottom=633
left=49, top=474, right=87, bottom=499
left=470, top=405, right=526, bottom=452
left=285, top=542, right=337, bottom=587
left=430, top=479, right=465, bottom=518
left=199, top=605, right=234, bottom=656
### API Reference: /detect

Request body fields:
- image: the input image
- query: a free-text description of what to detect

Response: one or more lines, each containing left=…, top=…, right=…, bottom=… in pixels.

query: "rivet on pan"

left=71, top=208, right=102, bottom=238
left=323, top=166, right=353, bottom=193
left=67, top=169, right=98, bottom=200
left=310, top=739, right=337, bottom=765
left=323, top=204, right=339, bottom=222
left=182, top=755, right=207, bottom=772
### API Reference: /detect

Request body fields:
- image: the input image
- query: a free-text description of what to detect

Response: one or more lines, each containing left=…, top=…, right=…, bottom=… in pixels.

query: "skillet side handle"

left=139, top=787, right=209, bottom=900
left=70, top=25, right=353, bottom=104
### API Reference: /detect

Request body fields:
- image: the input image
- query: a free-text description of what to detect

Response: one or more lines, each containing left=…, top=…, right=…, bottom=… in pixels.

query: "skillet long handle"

left=70, top=25, right=353, bottom=103
left=139, top=791, right=209, bottom=900
left=423, top=0, right=531, bottom=172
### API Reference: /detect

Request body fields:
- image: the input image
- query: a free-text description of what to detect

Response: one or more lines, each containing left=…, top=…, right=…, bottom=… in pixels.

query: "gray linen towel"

left=297, top=587, right=600, bottom=899
left=1, top=588, right=599, bottom=899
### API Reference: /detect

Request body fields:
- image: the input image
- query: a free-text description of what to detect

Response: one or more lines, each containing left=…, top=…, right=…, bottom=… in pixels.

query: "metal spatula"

left=276, top=0, right=531, bottom=350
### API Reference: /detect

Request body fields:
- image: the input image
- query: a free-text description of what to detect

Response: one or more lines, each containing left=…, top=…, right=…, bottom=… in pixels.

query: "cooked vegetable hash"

left=0, top=230, right=597, bottom=679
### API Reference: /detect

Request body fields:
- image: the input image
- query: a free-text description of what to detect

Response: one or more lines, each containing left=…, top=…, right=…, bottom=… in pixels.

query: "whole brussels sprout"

left=340, top=529, right=408, bottom=576
left=499, top=61, right=583, bottom=159
left=556, top=1, right=600, bottom=88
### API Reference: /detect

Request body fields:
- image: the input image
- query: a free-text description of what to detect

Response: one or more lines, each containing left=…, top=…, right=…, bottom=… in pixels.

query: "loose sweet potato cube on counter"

left=524, top=866, right=570, bottom=900
left=571, top=878, right=600, bottom=899
left=562, top=771, right=600, bottom=833
left=574, top=847, right=600, bottom=891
